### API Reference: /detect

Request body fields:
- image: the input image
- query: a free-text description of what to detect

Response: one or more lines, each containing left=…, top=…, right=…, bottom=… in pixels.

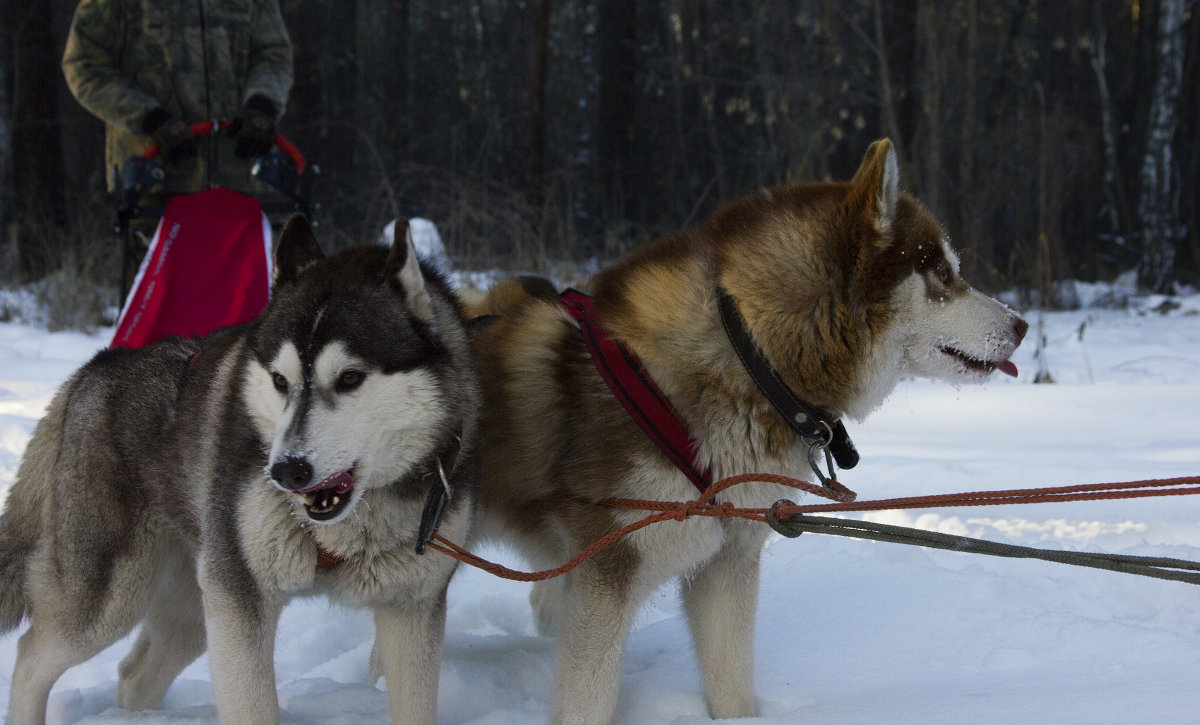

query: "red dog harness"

left=560, top=289, right=712, bottom=493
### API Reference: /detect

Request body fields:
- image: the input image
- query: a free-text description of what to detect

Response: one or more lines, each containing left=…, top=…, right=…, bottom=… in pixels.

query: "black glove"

left=142, top=108, right=197, bottom=165
left=228, top=95, right=278, bottom=159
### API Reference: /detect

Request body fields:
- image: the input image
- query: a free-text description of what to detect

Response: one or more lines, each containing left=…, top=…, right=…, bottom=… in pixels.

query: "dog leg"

left=6, top=622, right=98, bottom=725
left=553, top=566, right=640, bottom=725
left=680, top=525, right=764, bottom=719
left=530, top=576, right=564, bottom=636
left=202, top=585, right=284, bottom=725
left=8, top=532, right=159, bottom=724
left=373, top=593, right=447, bottom=725
left=118, top=549, right=206, bottom=710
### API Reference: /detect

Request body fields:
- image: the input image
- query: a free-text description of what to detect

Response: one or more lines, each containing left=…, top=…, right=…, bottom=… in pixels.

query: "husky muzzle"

left=271, top=456, right=357, bottom=521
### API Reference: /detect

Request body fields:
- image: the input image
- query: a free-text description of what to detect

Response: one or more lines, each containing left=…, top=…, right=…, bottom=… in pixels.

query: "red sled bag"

left=111, top=187, right=272, bottom=349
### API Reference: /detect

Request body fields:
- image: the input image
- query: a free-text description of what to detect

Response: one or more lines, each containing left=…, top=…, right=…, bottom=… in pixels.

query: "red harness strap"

left=560, top=289, right=712, bottom=493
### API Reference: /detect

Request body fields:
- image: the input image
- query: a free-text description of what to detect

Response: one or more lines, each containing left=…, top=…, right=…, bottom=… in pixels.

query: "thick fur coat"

left=0, top=217, right=479, bottom=725
left=468, top=140, right=1027, bottom=724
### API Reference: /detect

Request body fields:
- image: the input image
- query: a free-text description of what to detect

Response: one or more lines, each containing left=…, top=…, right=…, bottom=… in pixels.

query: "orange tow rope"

left=426, top=475, right=1200, bottom=582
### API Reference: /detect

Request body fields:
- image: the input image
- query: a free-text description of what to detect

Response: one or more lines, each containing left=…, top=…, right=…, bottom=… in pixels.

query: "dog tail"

left=466, top=275, right=560, bottom=320
left=0, top=383, right=68, bottom=631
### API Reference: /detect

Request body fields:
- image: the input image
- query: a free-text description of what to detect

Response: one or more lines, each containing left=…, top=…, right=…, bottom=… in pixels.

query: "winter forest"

left=1, top=0, right=1198, bottom=299
left=3, top=3, right=1200, bottom=722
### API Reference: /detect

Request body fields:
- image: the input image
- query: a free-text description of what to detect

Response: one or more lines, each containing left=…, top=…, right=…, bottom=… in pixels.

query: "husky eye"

left=936, top=263, right=952, bottom=285
left=336, top=370, right=365, bottom=392
left=271, top=373, right=289, bottom=394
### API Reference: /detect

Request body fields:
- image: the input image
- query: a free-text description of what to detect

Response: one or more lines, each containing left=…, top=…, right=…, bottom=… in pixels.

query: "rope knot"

left=671, top=500, right=705, bottom=521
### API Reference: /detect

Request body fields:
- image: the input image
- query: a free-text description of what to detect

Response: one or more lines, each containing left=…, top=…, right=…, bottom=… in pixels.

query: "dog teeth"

left=298, top=491, right=344, bottom=515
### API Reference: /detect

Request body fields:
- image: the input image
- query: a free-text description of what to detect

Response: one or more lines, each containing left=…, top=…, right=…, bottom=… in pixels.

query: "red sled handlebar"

left=140, top=120, right=306, bottom=176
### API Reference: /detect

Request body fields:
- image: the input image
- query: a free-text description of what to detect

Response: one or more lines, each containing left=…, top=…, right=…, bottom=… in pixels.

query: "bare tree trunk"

left=917, top=0, right=944, bottom=215
left=525, top=0, right=551, bottom=196
left=356, top=0, right=387, bottom=154
left=663, top=0, right=691, bottom=221
left=0, top=12, right=10, bottom=274
left=872, top=0, right=903, bottom=152
left=597, top=0, right=638, bottom=218
left=1035, top=82, right=1049, bottom=303
left=891, top=0, right=921, bottom=150
left=1033, top=82, right=1054, bottom=384
left=11, top=0, right=66, bottom=279
left=1137, top=0, right=1187, bottom=293
left=0, top=11, right=10, bottom=212
left=751, top=7, right=778, bottom=185
left=958, top=0, right=982, bottom=281
left=1088, top=26, right=1125, bottom=237
left=697, top=2, right=729, bottom=204
left=1185, top=0, right=1200, bottom=284
left=388, top=0, right=410, bottom=163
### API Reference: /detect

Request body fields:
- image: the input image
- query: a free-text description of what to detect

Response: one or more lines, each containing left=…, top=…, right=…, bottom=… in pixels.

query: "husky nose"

left=271, top=456, right=313, bottom=491
left=1013, top=316, right=1030, bottom=343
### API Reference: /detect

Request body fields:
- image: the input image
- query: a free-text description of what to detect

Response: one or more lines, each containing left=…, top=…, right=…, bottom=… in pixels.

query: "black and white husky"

left=0, top=216, right=479, bottom=725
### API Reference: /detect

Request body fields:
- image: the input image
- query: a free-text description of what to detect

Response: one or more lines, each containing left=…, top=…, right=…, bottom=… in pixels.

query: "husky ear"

left=384, top=218, right=435, bottom=324
left=847, top=138, right=900, bottom=233
left=274, top=214, right=325, bottom=287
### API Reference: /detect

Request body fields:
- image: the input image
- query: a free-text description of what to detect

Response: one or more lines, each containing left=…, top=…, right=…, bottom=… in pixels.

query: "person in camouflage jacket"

left=62, top=0, right=293, bottom=197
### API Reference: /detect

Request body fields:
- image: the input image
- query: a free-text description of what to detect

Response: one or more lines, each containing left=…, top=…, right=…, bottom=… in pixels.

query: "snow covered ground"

left=2, top=289, right=1200, bottom=724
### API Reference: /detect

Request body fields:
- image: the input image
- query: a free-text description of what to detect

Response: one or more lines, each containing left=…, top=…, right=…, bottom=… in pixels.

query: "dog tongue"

left=300, top=470, right=354, bottom=494
left=997, top=360, right=1018, bottom=378
left=323, top=470, right=355, bottom=493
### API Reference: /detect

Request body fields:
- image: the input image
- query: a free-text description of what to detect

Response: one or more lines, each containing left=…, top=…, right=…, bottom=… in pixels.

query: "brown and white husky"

left=468, top=139, right=1027, bottom=724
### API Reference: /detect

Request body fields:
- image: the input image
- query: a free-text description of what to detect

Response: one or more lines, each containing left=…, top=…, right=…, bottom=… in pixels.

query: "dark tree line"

left=2, top=0, right=1197, bottom=296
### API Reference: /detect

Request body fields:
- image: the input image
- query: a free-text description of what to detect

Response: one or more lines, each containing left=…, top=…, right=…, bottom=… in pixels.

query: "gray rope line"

left=766, top=506, right=1200, bottom=586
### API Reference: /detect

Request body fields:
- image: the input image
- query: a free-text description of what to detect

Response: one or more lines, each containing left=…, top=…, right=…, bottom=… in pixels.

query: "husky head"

left=844, top=141, right=1029, bottom=391
left=711, top=139, right=1027, bottom=420
left=244, top=216, right=469, bottom=525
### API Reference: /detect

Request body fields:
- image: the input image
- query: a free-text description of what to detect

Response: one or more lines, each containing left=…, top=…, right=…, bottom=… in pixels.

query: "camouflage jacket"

left=62, top=0, right=293, bottom=194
